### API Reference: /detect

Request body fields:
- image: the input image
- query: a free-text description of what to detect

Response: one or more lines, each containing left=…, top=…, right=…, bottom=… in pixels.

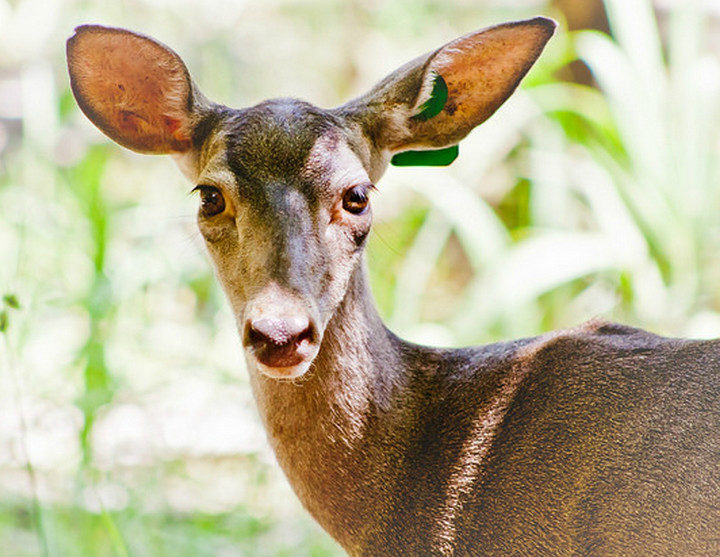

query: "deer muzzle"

left=242, top=284, right=322, bottom=379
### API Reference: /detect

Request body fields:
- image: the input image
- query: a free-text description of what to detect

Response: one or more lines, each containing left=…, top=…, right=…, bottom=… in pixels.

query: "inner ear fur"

left=340, top=17, right=556, bottom=153
left=67, top=25, right=201, bottom=154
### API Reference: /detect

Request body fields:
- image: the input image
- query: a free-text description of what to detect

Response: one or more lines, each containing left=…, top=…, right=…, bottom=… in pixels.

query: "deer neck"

left=246, top=262, right=406, bottom=544
left=244, top=263, right=541, bottom=552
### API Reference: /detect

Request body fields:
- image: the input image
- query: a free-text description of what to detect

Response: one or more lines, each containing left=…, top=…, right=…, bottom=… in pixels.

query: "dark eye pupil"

left=343, top=186, right=369, bottom=215
left=197, top=186, right=225, bottom=216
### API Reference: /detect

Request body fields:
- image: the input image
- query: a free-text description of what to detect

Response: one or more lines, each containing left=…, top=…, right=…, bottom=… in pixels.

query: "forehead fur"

left=303, top=132, right=370, bottom=191
left=224, top=99, right=341, bottom=185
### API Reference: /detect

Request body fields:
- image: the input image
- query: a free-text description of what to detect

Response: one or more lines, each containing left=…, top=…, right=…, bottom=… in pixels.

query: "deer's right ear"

left=67, top=25, right=205, bottom=154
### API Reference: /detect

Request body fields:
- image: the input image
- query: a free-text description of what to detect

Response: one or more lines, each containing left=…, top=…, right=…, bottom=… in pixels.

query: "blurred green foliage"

left=1, top=0, right=720, bottom=555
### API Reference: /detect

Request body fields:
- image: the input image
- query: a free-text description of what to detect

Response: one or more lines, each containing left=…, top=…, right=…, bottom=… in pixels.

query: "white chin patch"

left=253, top=358, right=315, bottom=380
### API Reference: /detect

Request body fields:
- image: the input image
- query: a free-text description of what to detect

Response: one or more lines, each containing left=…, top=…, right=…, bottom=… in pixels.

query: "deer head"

left=67, top=19, right=555, bottom=380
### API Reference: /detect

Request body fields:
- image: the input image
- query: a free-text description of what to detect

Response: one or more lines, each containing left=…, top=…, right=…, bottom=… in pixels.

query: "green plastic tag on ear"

left=392, top=72, right=458, bottom=166
left=412, top=72, right=448, bottom=122
left=391, top=145, right=459, bottom=167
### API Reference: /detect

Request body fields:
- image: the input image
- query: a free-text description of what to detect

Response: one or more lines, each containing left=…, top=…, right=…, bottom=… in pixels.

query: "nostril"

left=248, top=316, right=311, bottom=347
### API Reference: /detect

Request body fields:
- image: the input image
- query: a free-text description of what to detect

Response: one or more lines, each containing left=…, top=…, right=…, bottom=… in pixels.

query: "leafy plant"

left=377, top=0, right=720, bottom=345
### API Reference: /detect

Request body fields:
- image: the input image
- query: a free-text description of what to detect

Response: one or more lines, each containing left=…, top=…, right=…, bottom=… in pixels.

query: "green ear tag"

left=391, top=72, right=458, bottom=167
left=412, top=72, right=449, bottom=122
left=391, top=145, right=459, bottom=166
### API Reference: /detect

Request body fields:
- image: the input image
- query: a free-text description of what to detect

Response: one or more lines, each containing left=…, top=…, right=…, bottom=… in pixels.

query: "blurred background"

left=1, top=0, right=719, bottom=555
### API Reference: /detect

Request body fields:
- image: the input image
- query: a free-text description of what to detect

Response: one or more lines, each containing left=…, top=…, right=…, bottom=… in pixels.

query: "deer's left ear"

left=339, top=17, right=555, bottom=157
left=67, top=25, right=208, bottom=154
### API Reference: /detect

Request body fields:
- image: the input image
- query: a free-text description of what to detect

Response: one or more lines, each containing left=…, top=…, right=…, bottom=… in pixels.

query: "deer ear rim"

left=67, top=24, right=198, bottom=154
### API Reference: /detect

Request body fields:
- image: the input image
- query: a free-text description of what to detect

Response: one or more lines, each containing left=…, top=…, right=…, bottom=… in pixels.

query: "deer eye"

left=342, top=184, right=372, bottom=215
left=194, top=185, right=226, bottom=217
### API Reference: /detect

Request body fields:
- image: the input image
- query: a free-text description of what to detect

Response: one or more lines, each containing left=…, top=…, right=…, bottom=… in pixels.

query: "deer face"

left=187, top=100, right=374, bottom=378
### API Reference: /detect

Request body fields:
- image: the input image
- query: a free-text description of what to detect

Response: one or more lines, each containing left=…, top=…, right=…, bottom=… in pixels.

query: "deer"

left=66, top=17, right=720, bottom=557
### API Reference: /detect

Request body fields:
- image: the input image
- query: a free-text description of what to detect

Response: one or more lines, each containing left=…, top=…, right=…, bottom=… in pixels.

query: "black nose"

left=245, top=316, right=317, bottom=368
